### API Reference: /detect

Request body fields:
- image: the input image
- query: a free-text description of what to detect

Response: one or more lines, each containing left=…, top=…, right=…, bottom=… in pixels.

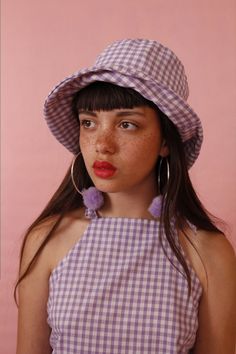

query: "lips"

left=93, top=160, right=117, bottom=178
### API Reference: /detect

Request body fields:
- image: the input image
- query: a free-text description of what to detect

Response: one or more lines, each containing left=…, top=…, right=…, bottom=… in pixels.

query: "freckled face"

left=79, top=106, right=168, bottom=193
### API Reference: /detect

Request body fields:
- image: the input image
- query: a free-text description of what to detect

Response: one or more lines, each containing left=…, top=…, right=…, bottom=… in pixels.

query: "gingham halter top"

left=47, top=209, right=202, bottom=354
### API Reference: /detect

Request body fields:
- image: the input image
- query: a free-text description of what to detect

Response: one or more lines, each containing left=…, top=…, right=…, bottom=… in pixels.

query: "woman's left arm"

left=193, top=231, right=236, bottom=354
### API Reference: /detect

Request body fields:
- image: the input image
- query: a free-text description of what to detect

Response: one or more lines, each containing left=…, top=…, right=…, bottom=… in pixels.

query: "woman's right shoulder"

left=21, top=207, right=90, bottom=276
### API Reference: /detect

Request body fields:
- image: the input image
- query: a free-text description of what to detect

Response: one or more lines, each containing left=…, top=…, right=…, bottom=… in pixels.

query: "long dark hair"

left=14, top=81, right=225, bottom=306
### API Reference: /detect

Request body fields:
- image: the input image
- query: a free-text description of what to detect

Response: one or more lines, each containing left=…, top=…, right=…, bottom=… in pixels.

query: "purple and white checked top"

left=47, top=211, right=202, bottom=353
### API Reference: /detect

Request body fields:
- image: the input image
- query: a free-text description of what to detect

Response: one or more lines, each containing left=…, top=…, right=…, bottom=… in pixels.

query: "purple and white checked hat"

left=44, top=38, right=203, bottom=168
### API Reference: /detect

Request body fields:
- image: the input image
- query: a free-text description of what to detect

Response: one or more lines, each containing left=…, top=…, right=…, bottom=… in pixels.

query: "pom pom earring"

left=82, top=186, right=104, bottom=210
left=148, top=195, right=163, bottom=218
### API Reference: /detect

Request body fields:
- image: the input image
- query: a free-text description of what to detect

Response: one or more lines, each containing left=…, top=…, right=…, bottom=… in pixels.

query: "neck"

left=98, top=178, right=158, bottom=220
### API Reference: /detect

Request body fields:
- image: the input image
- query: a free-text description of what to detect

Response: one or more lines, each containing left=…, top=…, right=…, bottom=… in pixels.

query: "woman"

left=15, top=39, right=236, bottom=353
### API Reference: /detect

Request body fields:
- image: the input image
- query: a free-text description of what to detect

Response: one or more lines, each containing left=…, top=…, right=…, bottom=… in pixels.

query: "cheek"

left=126, top=132, right=161, bottom=163
left=80, top=134, right=94, bottom=152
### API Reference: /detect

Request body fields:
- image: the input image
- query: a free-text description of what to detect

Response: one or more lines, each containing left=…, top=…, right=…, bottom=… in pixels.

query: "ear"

left=159, top=139, right=169, bottom=157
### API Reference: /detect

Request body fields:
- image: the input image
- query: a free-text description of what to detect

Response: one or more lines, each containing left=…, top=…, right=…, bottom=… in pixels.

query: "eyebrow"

left=78, top=110, right=146, bottom=117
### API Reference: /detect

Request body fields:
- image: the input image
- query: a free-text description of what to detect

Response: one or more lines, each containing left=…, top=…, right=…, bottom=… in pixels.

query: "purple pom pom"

left=148, top=195, right=163, bottom=218
left=82, top=187, right=104, bottom=210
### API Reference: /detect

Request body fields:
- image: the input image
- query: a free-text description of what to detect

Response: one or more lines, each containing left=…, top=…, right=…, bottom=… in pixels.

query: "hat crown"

left=94, top=39, right=189, bottom=100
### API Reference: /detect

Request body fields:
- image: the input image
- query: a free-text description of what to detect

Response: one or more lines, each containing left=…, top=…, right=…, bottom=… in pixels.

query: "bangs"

left=72, top=81, right=157, bottom=114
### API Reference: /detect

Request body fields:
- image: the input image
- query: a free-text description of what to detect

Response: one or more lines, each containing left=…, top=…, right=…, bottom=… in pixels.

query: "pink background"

left=1, top=0, right=236, bottom=352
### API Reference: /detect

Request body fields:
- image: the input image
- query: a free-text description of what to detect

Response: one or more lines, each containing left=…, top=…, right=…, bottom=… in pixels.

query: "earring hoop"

left=158, top=157, right=170, bottom=194
left=148, top=157, right=170, bottom=218
left=70, top=152, right=83, bottom=195
left=70, top=152, right=104, bottom=211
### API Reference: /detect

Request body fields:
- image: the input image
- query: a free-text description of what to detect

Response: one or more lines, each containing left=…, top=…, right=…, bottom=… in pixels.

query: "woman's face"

left=79, top=106, right=169, bottom=194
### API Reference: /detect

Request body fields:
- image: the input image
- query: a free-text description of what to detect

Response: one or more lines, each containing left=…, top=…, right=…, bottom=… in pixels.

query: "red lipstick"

left=93, top=160, right=117, bottom=178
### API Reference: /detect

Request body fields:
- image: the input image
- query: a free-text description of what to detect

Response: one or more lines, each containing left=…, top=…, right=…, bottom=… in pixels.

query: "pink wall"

left=1, top=0, right=236, bottom=352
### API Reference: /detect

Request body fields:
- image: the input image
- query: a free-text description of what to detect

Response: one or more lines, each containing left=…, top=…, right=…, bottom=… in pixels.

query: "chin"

left=94, top=184, right=120, bottom=194
left=92, top=179, right=124, bottom=194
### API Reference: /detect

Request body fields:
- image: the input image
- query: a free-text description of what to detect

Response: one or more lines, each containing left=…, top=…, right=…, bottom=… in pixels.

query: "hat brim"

left=44, top=66, right=203, bottom=169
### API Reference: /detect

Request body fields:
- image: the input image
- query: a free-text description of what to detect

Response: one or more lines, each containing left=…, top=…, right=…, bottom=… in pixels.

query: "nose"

left=95, top=129, right=117, bottom=155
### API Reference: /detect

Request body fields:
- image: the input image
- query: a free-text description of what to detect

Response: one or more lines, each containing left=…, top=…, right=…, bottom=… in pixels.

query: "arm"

left=192, top=232, right=236, bottom=354
left=16, top=225, right=53, bottom=354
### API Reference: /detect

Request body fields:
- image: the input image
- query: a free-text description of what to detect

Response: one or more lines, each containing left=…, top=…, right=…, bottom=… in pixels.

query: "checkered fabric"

left=44, top=39, right=203, bottom=169
left=47, top=213, right=202, bottom=353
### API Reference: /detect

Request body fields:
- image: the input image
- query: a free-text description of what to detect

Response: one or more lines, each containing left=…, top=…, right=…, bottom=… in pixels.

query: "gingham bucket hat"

left=44, top=38, right=203, bottom=168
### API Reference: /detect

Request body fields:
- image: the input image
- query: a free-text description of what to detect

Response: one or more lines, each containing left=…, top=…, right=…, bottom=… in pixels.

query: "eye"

left=80, top=119, right=96, bottom=129
left=120, top=121, right=138, bottom=130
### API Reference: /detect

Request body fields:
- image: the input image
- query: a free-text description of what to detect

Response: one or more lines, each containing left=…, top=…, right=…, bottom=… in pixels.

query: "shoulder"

left=179, top=228, right=236, bottom=353
left=178, top=227, right=236, bottom=289
left=196, top=229, right=235, bottom=268
left=195, top=230, right=236, bottom=308
left=193, top=230, right=236, bottom=289
left=192, top=230, right=236, bottom=353
left=21, top=207, right=90, bottom=276
left=47, top=208, right=91, bottom=272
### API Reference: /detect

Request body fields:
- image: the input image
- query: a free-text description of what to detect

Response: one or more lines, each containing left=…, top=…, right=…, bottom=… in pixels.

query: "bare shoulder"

left=47, top=208, right=90, bottom=272
left=194, top=229, right=236, bottom=275
left=195, top=231, right=236, bottom=353
left=193, top=228, right=235, bottom=252
left=21, top=207, right=90, bottom=276
left=192, top=230, right=235, bottom=289
left=179, top=228, right=236, bottom=353
left=178, top=227, right=236, bottom=289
